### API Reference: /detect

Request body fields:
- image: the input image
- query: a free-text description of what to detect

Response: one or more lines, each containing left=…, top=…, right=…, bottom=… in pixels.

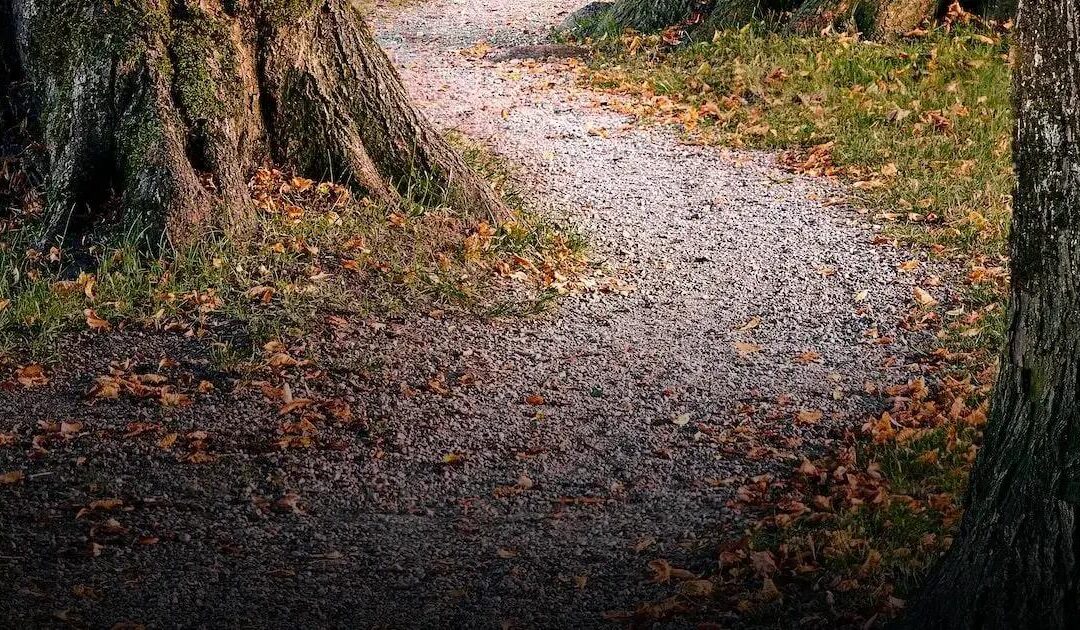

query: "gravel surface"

left=0, top=1, right=943, bottom=628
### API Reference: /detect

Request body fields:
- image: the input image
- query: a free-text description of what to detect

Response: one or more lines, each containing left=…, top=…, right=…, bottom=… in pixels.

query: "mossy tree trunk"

left=0, top=0, right=506, bottom=247
left=898, top=0, right=1080, bottom=627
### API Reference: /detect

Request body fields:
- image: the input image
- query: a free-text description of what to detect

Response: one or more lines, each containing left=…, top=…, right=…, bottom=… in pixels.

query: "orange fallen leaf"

left=16, top=364, right=48, bottom=387
left=913, top=286, right=940, bottom=307
left=157, top=433, right=178, bottom=450
left=84, top=309, right=110, bottom=331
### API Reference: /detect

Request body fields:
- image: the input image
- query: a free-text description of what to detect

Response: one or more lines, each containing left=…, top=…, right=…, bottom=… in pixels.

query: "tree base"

left=0, top=0, right=506, bottom=248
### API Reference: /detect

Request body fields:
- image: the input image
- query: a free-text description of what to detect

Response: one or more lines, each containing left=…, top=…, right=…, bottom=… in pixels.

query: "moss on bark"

left=1, top=0, right=507, bottom=248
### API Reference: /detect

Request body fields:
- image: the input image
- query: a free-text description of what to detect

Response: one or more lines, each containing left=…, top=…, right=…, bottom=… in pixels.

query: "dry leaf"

left=735, top=316, right=761, bottom=332
left=84, top=309, right=110, bottom=331
left=0, top=470, right=24, bottom=485
left=913, top=286, right=939, bottom=307
left=16, top=364, right=48, bottom=387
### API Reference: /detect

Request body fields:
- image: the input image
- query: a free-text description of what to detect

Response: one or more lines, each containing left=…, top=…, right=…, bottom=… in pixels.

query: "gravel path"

left=0, top=2, right=940, bottom=628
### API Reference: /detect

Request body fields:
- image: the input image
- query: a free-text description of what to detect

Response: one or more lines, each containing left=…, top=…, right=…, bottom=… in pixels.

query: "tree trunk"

left=607, top=0, right=708, bottom=32
left=897, top=0, right=1080, bottom=628
left=0, top=0, right=506, bottom=248
left=874, top=0, right=941, bottom=36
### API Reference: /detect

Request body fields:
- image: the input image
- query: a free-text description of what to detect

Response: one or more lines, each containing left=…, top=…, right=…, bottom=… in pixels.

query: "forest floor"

left=0, top=1, right=962, bottom=628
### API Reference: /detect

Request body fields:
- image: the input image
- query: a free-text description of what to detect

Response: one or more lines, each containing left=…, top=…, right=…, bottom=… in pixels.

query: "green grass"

left=585, top=25, right=1014, bottom=256
left=0, top=138, right=589, bottom=360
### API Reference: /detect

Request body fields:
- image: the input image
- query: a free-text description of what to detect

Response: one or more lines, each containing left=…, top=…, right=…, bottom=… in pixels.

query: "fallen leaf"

left=680, top=579, right=715, bottom=597
left=0, top=470, right=24, bottom=485
left=735, top=316, right=761, bottom=332
left=734, top=341, right=762, bottom=357
left=157, top=433, right=178, bottom=450
left=84, top=309, right=110, bottom=331
left=913, top=286, right=940, bottom=307
left=16, top=364, right=48, bottom=387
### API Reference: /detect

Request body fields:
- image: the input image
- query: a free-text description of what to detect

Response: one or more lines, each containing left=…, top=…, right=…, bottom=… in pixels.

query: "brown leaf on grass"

left=794, top=350, right=822, bottom=365
left=84, top=309, right=110, bottom=331
left=525, top=393, right=545, bottom=406
left=0, top=298, right=10, bottom=312
left=734, top=341, right=762, bottom=357
left=0, top=433, right=16, bottom=447
left=245, top=285, right=276, bottom=304
left=796, top=409, right=823, bottom=424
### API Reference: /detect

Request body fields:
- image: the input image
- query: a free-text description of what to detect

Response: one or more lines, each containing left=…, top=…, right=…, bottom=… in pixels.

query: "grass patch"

left=583, top=25, right=1013, bottom=256
left=0, top=138, right=589, bottom=360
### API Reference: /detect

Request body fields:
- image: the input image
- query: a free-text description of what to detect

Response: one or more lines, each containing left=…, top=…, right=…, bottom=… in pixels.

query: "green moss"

left=171, top=8, right=239, bottom=121
left=259, top=0, right=322, bottom=27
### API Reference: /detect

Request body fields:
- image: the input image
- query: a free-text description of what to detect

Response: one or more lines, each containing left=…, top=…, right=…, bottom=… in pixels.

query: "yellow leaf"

left=913, top=286, right=939, bottom=307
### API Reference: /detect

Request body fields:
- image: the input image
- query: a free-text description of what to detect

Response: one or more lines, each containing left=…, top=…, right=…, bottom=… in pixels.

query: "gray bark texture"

left=0, top=0, right=506, bottom=247
left=898, top=0, right=1080, bottom=627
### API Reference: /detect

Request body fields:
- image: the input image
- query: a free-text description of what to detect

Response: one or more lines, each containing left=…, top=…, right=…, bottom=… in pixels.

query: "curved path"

left=0, top=2, right=937, bottom=628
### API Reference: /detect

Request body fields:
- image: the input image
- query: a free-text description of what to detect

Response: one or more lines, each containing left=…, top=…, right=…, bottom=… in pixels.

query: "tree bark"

left=572, top=0, right=991, bottom=37
left=0, top=0, right=506, bottom=248
left=897, top=0, right=1080, bottom=627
